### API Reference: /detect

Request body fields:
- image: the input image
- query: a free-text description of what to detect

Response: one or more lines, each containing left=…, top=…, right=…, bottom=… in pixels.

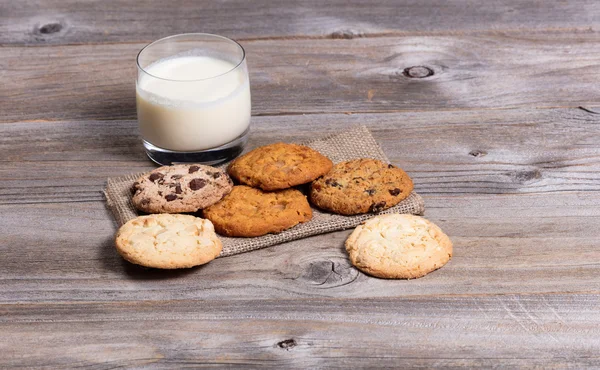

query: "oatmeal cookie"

left=310, top=159, right=413, bottom=215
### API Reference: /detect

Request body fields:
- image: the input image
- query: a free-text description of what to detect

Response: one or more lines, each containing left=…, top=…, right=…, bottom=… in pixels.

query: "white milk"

left=136, top=56, right=251, bottom=151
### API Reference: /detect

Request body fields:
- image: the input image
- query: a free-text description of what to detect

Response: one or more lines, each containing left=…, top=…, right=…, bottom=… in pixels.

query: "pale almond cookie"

left=115, top=214, right=222, bottom=269
left=345, top=214, right=452, bottom=279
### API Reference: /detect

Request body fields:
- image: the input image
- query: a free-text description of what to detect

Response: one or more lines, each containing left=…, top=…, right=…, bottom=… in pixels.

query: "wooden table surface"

left=3, top=1, right=600, bottom=368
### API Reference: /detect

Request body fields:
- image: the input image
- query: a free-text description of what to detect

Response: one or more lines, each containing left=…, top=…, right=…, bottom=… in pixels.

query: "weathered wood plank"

left=2, top=108, right=599, bottom=203
left=3, top=32, right=600, bottom=121
left=2, top=294, right=600, bottom=368
left=2, top=0, right=600, bottom=45
left=2, top=191, right=600, bottom=303
left=2, top=109, right=599, bottom=302
left=4, top=1, right=600, bottom=366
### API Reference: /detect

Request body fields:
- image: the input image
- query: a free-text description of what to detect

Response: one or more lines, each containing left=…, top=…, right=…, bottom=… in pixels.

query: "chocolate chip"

left=189, top=165, right=200, bottom=174
left=189, top=178, right=207, bottom=190
left=131, top=181, right=140, bottom=194
left=389, top=188, right=401, bottom=196
left=212, top=172, right=221, bottom=179
left=365, top=188, right=376, bottom=195
left=165, top=194, right=177, bottom=202
left=175, top=184, right=182, bottom=194
left=140, top=198, right=151, bottom=206
left=369, top=201, right=386, bottom=213
left=171, top=174, right=183, bottom=180
left=388, top=164, right=395, bottom=169
left=158, top=191, right=163, bottom=196
left=325, top=178, right=342, bottom=188
left=149, top=173, right=164, bottom=182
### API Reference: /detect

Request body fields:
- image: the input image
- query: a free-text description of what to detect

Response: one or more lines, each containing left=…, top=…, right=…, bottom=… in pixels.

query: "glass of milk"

left=136, top=34, right=251, bottom=165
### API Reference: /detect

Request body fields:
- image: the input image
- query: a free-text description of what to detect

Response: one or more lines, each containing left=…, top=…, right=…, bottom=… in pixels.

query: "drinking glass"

left=136, top=33, right=250, bottom=165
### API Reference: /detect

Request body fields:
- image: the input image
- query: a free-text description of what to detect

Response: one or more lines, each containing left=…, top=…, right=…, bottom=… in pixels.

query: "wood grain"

left=2, top=191, right=600, bottom=302
left=2, top=0, right=600, bottom=45
left=4, top=1, right=600, bottom=366
left=2, top=294, right=600, bottom=368
left=2, top=108, right=600, bottom=204
left=4, top=32, right=600, bottom=122
left=2, top=109, right=599, bottom=308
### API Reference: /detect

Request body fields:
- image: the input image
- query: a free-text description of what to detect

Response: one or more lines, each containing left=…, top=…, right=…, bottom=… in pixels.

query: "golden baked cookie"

left=310, top=159, right=413, bottom=215
left=228, top=143, right=333, bottom=191
left=115, top=214, right=222, bottom=269
left=202, top=185, right=312, bottom=237
left=132, top=164, right=233, bottom=214
left=345, top=214, right=452, bottom=279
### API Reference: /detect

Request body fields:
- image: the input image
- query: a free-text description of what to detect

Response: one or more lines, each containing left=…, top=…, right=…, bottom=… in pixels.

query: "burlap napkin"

left=104, top=125, right=425, bottom=257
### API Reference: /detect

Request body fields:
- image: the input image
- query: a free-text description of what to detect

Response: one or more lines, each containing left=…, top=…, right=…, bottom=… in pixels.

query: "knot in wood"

left=403, top=66, right=434, bottom=78
left=38, top=22, right=63, bottom=34
left=297, top=259, right=359, bottom=289
left=277, top=338, right=297, bottom=350
left=469, top=150, right=487, bottom=157
left=513, top=169, right=542, bottom=183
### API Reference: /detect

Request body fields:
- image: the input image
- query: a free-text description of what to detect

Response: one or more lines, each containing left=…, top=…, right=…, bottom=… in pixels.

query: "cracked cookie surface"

left=132, top=164, right=233, bottom=213
left=228, top=143, right=333, bottom=191
left=203, top=185, right=312, bottom=237
left=310, top=159, right=413, bottom=215
left=115, top=214, right=222, bottom=269
left=345, top=214, right=452, bottom=279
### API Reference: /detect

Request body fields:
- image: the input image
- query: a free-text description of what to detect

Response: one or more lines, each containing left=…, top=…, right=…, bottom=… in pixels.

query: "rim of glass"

left=136, top=33, right=246, bottom=82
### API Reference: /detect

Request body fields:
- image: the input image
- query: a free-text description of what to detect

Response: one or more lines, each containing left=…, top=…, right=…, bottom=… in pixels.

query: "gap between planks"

left=1, top=290, right=600, bottom=307
left=0, top=26, right=596, bottom=48
left=3, top=105, right=600, bottom=125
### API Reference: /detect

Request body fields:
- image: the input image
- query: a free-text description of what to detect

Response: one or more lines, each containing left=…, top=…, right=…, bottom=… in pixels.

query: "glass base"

left=143, top=129, right=249, bottom=166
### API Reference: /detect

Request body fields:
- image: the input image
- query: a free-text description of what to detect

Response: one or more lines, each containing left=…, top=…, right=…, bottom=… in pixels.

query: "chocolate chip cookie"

left=310, top=159, right=413, bottom=215
left=346, top=214, right=452, bottom=279
left=132, top=164, right=233, bottom=214
left=115, top=214, right=222, bottom=269
left=202, top=185, right=312, bottom=237
left=228, top=143, right=333, bottom=191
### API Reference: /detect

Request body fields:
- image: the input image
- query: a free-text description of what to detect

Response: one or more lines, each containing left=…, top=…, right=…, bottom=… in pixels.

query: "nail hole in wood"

left=403, top=66, right=434, bottom=78
left=469, top=150, right=487, bottom=157
left=38, top=22, right=63, bottom=34
left=277, top=338, right=297, bottom=350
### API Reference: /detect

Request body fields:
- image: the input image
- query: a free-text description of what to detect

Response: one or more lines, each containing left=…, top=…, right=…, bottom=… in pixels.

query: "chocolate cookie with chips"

left=310, top=159, right=413, bottom=215
left=132, top=164, right=233, bottom=214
